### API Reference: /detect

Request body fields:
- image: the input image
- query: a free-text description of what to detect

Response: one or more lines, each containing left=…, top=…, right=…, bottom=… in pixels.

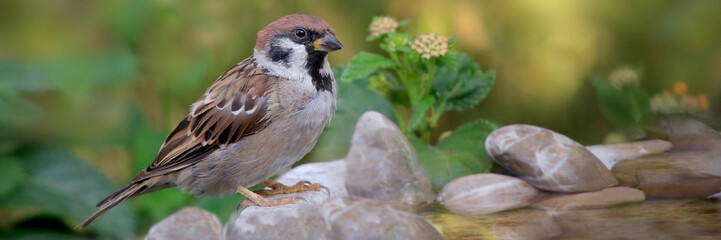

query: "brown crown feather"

left=255, top=13, right=335, bottom=51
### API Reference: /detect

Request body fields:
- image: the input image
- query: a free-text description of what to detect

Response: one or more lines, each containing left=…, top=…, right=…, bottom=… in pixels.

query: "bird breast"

left=175, top=77, right=337, bottom=197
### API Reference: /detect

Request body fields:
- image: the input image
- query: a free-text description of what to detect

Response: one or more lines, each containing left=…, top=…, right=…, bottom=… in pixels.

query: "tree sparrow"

left=78, top=13, right=342, bottom=228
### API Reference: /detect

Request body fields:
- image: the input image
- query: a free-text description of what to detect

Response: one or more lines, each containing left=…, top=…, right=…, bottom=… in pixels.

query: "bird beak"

left=314, top=35, right=343, bottom=52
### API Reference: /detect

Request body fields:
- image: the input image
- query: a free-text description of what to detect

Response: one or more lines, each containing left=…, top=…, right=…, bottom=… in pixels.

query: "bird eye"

left=294, top=28, right=307, bottom=39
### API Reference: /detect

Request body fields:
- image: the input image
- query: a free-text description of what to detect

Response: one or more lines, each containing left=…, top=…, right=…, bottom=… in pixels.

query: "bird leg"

left=236, top=186, right=302, bottom=209
left=255, top=179, right=327, bottom=196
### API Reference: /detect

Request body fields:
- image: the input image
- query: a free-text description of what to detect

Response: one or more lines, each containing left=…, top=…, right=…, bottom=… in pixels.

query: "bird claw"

left=238, top=196, right=305, bottom=210
left=236, top=180, right=328, bottom=212
left=318, top=184, right=331, bottom=197
left=255, top=180, right=328, bottom=196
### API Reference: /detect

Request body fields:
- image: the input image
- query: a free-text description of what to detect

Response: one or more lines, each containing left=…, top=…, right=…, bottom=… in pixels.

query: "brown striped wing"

left=133, top=58, right=273, bottom=181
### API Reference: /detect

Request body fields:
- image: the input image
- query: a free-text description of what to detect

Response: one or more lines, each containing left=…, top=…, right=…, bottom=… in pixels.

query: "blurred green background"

left=1, top=0, right=719, bottom=239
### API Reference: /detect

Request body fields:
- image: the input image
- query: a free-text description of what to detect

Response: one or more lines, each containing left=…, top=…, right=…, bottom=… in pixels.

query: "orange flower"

left=673, top=82, right=687, bottom=95
left=699, top=94, right=709, bottom=110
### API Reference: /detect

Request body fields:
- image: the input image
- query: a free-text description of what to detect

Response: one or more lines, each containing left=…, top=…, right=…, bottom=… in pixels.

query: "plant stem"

left=429, top=73, right=464, bottom=128
left=424, top=64, right=436, bottom=96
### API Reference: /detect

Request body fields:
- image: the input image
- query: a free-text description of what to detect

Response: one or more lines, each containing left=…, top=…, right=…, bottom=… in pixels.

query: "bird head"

left=253, top=13, right=342, bottom=91
left=255, top=13, right=342, bottom=66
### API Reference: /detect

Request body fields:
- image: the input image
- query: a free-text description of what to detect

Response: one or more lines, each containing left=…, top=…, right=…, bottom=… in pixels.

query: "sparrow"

left=77, top=13, right=343, bottom=228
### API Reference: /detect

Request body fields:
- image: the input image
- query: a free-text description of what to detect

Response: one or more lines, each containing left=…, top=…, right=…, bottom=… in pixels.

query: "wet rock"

left=146, top=207, right=222, bottom=240
left=485, top=124, right=617, bottom=192
left=320, top=197, right=444, bottom=240
left=428, top=200, right=721, bottom=239
left=661, top=116, right=721, bottom=177
left=612, top=116, right=721, bottom=199
left=344, top=111, right=434, bottom=209
left=551, top=200, right=721, bottom=239
left=586, top=140, right=672, bottom=169
left=225, top=201, right=333, bottom=240
left=491, top=209, right=562, bottom=240
left=612, top=156, right=721, bottom=199
left=532, top=187, right=644, bottom=210
left=224, top=160, right=347, bottom=240
left=437, top=173, right=539, bottom=215
left=661, top=116, right=721, bottom=153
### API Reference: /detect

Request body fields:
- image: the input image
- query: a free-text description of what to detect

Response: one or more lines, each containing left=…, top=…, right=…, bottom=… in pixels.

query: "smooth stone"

left=225, top=201, right=333, bottom=240
left=661, top=116, right=721, bottom=177
left=437, top=173, right=539, bottom=215
left=146, top=207, right=222, bottom=240
left=586, top=140, right=672, bottom=169
left=485, top=124, right=618, bottom=192
left=344, top=111, right=434, bottom=209
left=224, top=160, right=347, bottom=240
left=532, top=187, right=645, bottom=210
left=612, top=155, right=721, bottom=199
left=609, top=117, right=721, bottom=199
left=661, top=115, right=721, bottom=152
left=320, top=197, right=444, bottom=240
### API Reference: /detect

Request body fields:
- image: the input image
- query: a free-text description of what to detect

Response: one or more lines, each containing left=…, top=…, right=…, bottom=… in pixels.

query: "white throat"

left=253, top=38, right=335, bottom=94
left=254, top=38, right=312, bottom=81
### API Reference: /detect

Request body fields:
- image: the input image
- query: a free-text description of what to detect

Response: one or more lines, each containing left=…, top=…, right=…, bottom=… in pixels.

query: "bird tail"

left=75, top=182, right=148, bottom=229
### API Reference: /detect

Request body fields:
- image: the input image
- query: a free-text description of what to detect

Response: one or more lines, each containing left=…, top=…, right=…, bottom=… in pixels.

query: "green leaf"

left=0, top=60, right=51, bottom=126
left=0, top=157, right=25, bottom=196
left=445, top=152, right=487, bottom=184
left=380, top=33, right=411, bottom=53
left=408, top=95, right=435, bottom=131
left=341, top=52, right=396, bottom=83
left=397, top=19, right=411, bottom=29
left=411, top=138, right=451, bottom=191
left=0, top=148, right=136, bottom=240
left=447, top=33, right=458, bottom=46
left=0, top=93, right=44, bottom=126
left=437, top=119, right=498, bottom=160
left=366, top=35, right=380, bottom=42
left=433, top=52, right=495, bottom=111
left=625, top=87, right=651, bottom=121
left=368, top=73, right=393, bottom=99
left=412, top=138, right=491, bottom=192
left=438, top=53, right=460, bottom=70
left=0, top=59, right=54, bottom=93
left=592, top=77, right=645, bottom=138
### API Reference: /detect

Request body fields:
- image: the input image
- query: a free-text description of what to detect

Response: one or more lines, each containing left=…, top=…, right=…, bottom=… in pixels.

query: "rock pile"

left=147, top=113, right=721, bottom=239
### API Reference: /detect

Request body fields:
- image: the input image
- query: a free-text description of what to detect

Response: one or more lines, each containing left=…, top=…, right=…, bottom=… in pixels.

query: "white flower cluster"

left=411, top=33, right=448, bottom=60
left=369, top=16, right=399, bottom=37
left=609, top=66, right=639, bottom=89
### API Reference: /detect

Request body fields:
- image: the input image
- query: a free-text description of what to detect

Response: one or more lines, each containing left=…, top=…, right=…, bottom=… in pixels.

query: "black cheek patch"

left=268, top=45, right=291, bottom=65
